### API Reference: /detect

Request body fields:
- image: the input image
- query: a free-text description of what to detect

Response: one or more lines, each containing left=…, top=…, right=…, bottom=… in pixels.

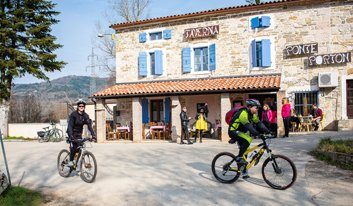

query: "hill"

left=12, top=75, right=112, bottom=103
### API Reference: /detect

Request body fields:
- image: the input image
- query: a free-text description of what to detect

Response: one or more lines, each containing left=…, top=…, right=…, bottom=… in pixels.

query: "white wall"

left=9, top=123, right=64, bottom=139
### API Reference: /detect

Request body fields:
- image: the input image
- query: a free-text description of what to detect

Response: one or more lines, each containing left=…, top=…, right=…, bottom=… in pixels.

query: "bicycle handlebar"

left=259, top=133, right=275, bottom=140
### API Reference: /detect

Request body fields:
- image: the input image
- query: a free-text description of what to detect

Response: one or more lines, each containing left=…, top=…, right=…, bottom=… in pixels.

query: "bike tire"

left=80, top=151, right=97, bottom=183
left=57, top=149, right=71, bottom=177
left=53, top=130, right=63, bottom=142
left=262, top=154, right=297, bottom=190
left=211, top=152, right=240, bottom=184
left=56, top=129, right=64, bottom=141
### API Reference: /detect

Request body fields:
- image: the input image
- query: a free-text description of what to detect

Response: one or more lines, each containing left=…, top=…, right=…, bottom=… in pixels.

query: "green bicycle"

left=212, top=134, right=297, bottom=190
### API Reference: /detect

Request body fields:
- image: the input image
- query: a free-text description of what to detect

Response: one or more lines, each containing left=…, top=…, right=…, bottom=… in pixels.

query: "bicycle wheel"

left=56, top=129, right=64, bottom=141
left=57, top=149, right=71, bottom=177
left=262, top=154, right=297, bottom=190
left=211, top=152, right=240, bottom=183
left=80, top=151, right=97, bottom=183
left=53, top=130, right=63, bottom=142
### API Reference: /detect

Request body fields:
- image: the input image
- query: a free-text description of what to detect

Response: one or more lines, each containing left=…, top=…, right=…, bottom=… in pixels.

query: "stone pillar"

left=132, top=97, right=142, bottom=143
left=96, top=99, right=106, bottom=143
left=171, top=96, right=181, bottom=143
left=220, top=93, right=231, bottom=142
left=277, top=91, right=286, bottom=137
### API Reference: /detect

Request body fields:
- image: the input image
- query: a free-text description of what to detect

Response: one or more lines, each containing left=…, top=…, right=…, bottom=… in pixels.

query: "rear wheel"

left=80, top=151, right=97, bottom=183
left=57, top=149, right=71, bottom=177
left=262, top=154, right=297, bottom=190
left=211, top=152, right=240, bottom=183
left=53, top=130, right=63, bottom=142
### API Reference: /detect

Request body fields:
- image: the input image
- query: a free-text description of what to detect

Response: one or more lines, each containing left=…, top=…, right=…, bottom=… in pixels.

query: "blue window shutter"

left=164, top=97, right=171, bottom=123
left=209, top=44, right=216, bottom=71
left=138, top=52, right=147, bottom=76
left=163, top=29, right=172, bottom=40
left=142, top=99, right=149, bottom=123
left=251, top=17, right=260, bottom=29
left=251, top=40, right=257, bottom=67
left=182, top=47, right=191, bottom=73
left=261, top=16, right=271, bottom=27
left=155, top=50, right=163, bottom=75
left=139, top=33, right=146, bottom=43
left=261, top=39, right=271, bottom=67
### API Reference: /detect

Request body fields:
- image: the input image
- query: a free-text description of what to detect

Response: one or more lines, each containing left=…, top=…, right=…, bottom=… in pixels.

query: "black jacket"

left=67, top=110, right=95, bottom=139
left=180, top=111, right=189, bottom=126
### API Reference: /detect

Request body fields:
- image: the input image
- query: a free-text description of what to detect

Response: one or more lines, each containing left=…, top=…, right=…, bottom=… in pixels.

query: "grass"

left=0, top=186, right=43, bottom=206
left=310, top=138, right=353, bottom=170
left=4, top=136, right=34, bottom=141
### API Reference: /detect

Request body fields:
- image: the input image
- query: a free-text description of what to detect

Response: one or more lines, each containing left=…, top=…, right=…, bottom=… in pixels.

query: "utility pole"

left=87, top=48, right=99, bottom=95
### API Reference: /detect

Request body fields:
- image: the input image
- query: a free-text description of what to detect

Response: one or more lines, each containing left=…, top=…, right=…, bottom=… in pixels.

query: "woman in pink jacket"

left=262, top=104, right=278, bottom=138
left=281, top=97, right=291, bottom=138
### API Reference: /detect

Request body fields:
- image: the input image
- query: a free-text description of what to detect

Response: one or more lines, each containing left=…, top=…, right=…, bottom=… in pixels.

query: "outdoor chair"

left=106, top=124, right=116, bottom=140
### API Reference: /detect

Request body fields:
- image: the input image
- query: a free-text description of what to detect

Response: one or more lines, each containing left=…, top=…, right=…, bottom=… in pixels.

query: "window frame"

left=189, top=43, right=214, bottom=74
left=293, top=91, right=319, bottom=116
left=249, top=37, right=276, bottom=70
left=149, top=32, right=163, bottom=41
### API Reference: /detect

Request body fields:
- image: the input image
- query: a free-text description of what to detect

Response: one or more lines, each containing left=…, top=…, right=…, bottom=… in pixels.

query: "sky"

left=14, top=0, right=252, bottom=84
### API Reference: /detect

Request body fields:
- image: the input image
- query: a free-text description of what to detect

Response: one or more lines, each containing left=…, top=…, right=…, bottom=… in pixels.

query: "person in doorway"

left=203, top=103, right=209, bottom=118
left=66, top=99, right=96, bottom=167
left=228, top=99, right=271, bottom=178
left=281, top=97, right=291, bottom=138
left=310, top=104, right=323, bottom=131
left=290, top=108, right=301, bottom=131
left=195, top=108, right=208, bottom=143
left=180, top=106, right=193, bottom=144
left=261, top=103, right=273, bottom=129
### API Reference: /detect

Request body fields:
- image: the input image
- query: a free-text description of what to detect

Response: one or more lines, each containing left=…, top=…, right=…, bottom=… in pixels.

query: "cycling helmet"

left=246, top=99, right=261, bottom=107
left=76, top=99, right=86, bottom=106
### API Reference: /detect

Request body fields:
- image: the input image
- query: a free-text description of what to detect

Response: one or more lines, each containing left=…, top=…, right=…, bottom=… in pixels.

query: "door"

left=347, top=80, right=353, bottom=119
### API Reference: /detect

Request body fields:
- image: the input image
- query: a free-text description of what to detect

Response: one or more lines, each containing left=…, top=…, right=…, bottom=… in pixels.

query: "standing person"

left=228, top=99, right=271, bottom=178
left=310, top=104, right=323, bottom=131
left=180, top=106, right=193, bottom=145
left=203, top=103, right=209, bottom=118
left=66, top=99, right=96, bottom=167
left=281, top=97, right=291, bottom=138
left=195, top=108, right=207, bottom=143
left=269, top=105, right=278, bottom=138
left=261, top=103, right=272, bottom=129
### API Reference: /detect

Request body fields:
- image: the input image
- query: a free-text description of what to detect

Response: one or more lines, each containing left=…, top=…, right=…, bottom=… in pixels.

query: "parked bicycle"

left=57, top=138, right=97, bottom=183
left=211, top=134, right=297, bottom=190
left=37, top=122, right=63, bottom=142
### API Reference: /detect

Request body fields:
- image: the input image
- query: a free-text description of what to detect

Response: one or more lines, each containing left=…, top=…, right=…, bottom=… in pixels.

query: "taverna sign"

left=184, top=25, right=219, bottom=39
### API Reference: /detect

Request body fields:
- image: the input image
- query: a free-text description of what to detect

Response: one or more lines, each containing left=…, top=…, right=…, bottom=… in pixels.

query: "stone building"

left=93, top=0, right=353, bottom=143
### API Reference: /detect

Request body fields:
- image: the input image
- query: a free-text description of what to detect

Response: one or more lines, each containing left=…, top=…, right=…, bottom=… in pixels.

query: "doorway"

left=347, top=80, right=353, bottom=119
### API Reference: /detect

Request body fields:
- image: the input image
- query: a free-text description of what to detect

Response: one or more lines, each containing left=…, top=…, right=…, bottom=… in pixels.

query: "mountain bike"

left=211, top=134, right=297, bottom=190
left=38, top=122, right=63, bottom=142
left=57, top=138, right=97, bottom=183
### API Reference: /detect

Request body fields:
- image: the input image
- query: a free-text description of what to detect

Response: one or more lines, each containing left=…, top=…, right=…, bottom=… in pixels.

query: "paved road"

left=2, top=131, right=353, bottom=206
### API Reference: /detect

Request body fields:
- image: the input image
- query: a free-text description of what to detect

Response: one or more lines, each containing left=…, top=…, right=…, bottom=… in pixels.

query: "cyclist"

left=228, top=99, right=271, bottom=178
left=66, top=99, right=96, bottom=167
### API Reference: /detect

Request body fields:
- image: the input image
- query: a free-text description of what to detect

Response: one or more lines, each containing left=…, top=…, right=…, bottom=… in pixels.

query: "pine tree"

left=0, top=0, right=65, bottom=136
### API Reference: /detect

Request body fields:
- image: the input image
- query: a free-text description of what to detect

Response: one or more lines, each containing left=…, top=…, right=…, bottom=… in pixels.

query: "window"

left=150, top=100, right=164, bottom=122
left=251, top=39, right=271, bottom=68
left=251, top=16, right=271, bottom=29
left=150, top=32, right=162, bottom=41
left=294, top=92, right=318, bottom=116
left=194, top=47, right=209, bottom=72
left=150, top=52, right=156, bottom=75
left=255, top=41, right=262, bottom=67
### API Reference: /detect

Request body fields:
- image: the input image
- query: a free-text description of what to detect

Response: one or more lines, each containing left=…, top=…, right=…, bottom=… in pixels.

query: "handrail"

left=0, top=129, right=11, bottom=187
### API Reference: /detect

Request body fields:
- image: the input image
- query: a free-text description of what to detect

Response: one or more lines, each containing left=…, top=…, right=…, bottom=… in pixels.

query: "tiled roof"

left=93, top=74, right=281, bottom=98
left=110, top=0, right=322, bottom=30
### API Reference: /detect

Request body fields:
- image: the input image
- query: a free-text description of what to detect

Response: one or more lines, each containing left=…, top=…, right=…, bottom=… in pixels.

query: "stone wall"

left=114, top=1, right=353, bottom=129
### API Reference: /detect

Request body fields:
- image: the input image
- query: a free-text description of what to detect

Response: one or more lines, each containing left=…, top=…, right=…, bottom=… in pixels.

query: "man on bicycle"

left=228, top=99, right=271, bottom=178
left=66, top=99, right=96, bottom=167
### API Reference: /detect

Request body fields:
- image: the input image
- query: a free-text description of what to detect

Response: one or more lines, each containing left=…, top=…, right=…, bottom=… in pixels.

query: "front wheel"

left=80, top=151, right=97, bottom=183
left=262, top=154, right=297, bottom=190
left=211, top=152, right=240, bottom=183
left=57, top=149, right=71, bottom=177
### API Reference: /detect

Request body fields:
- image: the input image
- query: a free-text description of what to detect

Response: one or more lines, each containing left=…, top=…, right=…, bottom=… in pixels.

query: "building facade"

left=93, top=0, right=353, bottom=143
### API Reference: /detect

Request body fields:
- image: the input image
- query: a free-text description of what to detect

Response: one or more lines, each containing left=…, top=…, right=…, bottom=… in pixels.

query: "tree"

left=93, top=0, right=150, bottom=82
left=0, top=0, right=65, bottom=136
left=245, top=0, right=261, bottom=4
left=9, top=94, right=42, bottom=123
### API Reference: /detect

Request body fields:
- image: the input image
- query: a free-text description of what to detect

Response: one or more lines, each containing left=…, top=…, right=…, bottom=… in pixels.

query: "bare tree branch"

left=245, top=0, right=261, bottom=4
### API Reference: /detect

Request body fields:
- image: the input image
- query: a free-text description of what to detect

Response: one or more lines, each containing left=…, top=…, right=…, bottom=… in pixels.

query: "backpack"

left=225, top=105, right=245, bottom=125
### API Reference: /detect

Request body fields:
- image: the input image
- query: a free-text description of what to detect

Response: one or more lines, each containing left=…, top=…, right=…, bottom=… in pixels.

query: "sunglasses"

left=78, top=105, right=85, bottom=108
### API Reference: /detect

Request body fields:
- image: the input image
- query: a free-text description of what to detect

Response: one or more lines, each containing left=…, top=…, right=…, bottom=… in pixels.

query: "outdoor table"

left=150, top=125, right=166, bottom=140
left=300, top=116, right=313, bottom=132
left=116, top=126, right=130, bottom=140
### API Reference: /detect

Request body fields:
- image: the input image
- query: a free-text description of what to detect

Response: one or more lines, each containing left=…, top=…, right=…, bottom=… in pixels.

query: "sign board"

left=184, top=25, right=219, bottom=39
left=285, top=43, right=318, bottom=57
left=308, top=52, right=351, bottom=67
